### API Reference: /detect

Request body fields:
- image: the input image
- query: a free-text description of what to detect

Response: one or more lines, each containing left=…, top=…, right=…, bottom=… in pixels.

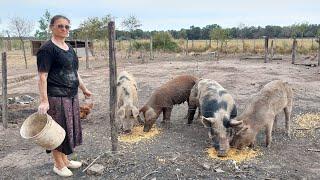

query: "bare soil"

left=1, top=52, right=320, bottom=179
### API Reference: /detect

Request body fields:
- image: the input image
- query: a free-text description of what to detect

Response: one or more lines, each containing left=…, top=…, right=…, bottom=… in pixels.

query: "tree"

left=238, top=23, right=246, bottom=52
left=297, top=22, right=309, bottom=38
left=210, top=27, right=229, bottom=52
left=34, top=10, right=51, bottom=40
left=121, top=15, right=142, bottom=34
left=9, top=17, right=34, bottom=69
left=121, top=15, right=142, bottom=55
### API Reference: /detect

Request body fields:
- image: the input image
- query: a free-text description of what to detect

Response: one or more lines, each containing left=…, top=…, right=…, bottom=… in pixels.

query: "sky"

left=0, top=0, right=319, bottom=35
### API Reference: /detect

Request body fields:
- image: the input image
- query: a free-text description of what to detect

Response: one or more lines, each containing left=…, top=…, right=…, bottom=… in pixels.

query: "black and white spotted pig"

left=188, top=79, right=237, bottom=157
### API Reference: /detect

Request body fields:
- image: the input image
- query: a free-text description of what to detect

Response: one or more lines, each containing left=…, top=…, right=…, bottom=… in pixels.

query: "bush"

left=132, top=41, right=150, bottom=50
left=152, top=32, right=180, bottom=52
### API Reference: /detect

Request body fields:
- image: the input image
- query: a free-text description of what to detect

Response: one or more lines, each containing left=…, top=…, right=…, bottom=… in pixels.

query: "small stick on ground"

left=176, top=173, right=180, bottom=180
left=142, top=168, right=159, bottom=179
left=82, top=152, right=105, bottom=172
left=307, top=149, right=320, bottom=152
left=295, top=128, right=311, bottom=130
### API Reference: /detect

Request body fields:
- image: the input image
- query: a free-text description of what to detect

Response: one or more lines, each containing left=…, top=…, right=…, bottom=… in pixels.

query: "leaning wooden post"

left=85, top=38, right=89, bottom=69
left=292, top=38, right=297, bottom=64
left=318, top=37, right=320, bottom=66
left=150, top=36, right=153, bottom=60
left=2, top=52, right=8, bottom=129
left=108, top=21, right=118, bottom=152
left=264, top=36, right=269, bottom=63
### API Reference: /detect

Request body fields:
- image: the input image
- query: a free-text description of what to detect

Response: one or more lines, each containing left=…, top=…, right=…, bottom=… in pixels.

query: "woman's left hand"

left=83, top=88, right=92, bottom=98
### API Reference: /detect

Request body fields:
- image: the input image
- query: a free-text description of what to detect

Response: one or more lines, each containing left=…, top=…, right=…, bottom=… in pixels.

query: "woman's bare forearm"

left=78, top=73, right=87, bottom=92
left=38, top=72, right=48, bottom=103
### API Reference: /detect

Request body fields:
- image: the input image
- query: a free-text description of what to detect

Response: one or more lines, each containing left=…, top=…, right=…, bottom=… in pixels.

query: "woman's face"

left=51, top=18, right=70, bottom=38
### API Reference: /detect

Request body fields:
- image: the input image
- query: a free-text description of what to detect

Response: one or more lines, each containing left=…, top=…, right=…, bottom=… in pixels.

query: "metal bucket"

left=20, top=113, right=66, bottom=150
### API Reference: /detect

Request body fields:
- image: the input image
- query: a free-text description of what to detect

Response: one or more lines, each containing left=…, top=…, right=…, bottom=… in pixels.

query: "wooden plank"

left=1, top=52, right=8, bottom=129
left=108, top=21, right=118, bottom=152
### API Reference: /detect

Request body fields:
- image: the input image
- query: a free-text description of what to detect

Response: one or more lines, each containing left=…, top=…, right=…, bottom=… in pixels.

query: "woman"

left=37, top=15, right=92, bottom=177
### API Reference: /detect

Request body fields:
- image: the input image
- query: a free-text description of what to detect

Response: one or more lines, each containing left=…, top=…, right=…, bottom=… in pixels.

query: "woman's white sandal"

left=53, top=166, right=73, bottom=177
left=67, top=160, right=82, bottom=169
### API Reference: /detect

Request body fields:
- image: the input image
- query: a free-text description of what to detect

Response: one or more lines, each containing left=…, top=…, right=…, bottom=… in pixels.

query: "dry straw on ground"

left=119, top=126, right=160, bottom=143
left=207, top=148, right=261, bottom=163
left=293, top=113, right=320, bottom=137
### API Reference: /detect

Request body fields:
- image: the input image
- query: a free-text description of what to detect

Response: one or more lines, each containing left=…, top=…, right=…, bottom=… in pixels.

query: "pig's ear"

left=236, top=125, right=249, bottom=136
left=131, top=106, right=139, bottom=119
left=117, top=106, right=126, bottom=119
left=229, top=119, right=243, bottom=127
left=145, top=108, right=156, bottom=120
left=201, top=117, right=212, bottom=128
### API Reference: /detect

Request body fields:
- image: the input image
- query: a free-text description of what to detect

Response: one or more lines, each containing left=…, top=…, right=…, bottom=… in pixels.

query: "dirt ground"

left=0, top=52, right=320, bottom=179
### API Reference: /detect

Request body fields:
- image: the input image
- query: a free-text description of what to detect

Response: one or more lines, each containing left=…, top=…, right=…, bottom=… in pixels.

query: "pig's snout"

left=143, top=125, right=151, bottom=132
left=123, top=129, right=132, bottom=134
left=217, top=150, right=228, bottom=157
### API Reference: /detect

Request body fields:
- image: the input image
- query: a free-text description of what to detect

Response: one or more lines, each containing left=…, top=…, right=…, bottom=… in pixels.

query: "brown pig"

left=140, top=75, right=198, bottom=132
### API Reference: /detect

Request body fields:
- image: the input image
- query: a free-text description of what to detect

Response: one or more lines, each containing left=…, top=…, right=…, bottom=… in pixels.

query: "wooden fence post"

left=253, top=39, right=256, bottom=54
left=186, top=38, right=189, bottom=55
left=2, top=52, right=8, bottom=129
left=108, top=21, right=118, bottom=152
left=191, top=39, right=194, bottom=49
left=292, top=38, right=297, bottom=64
left=318, top=37, right=320, bottom=66
left=85, top=38, right=89, bottom=69
left=270, top=40, right=274, bottom=61
left=150, top=36, right=153, bottom=60
left=264, top=36, right=269, bottom=63
left=74, top=40, right=78, bottom=55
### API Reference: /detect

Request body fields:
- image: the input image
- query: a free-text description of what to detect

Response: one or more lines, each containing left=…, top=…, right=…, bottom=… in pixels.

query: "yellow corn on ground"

left=207, top=147, right=260, bottom=163
left=293, top=113, right=320, bottom=137
left=119, top=126, right=160, bottom=143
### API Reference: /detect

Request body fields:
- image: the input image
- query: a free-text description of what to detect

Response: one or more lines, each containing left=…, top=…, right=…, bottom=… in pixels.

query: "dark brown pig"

left=140, top=75, right=198, bottom=132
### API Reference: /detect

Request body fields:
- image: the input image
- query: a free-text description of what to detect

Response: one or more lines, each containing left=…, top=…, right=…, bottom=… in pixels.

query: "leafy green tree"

left=35, top=10, right=51, bottom=40
left=121, top=15, right=142, bottom=54
left=210, top=27, right=229, bottom=51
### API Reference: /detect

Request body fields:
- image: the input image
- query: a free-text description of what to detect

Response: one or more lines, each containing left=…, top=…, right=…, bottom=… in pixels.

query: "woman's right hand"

left=38, top=102, right=49, bottom=114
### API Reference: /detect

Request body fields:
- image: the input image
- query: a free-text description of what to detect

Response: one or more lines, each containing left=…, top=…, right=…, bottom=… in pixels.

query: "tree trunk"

left=21, top=38, right=27, bottom=69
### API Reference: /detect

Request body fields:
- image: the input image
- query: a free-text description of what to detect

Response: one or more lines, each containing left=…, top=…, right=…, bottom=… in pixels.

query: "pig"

left=188, top=79, right=237, bottom=157
left=230, top=80, right=293, bottom=149
left=117, top=71, right=140, bottom=133
left=140, top=75, right=198, bottom=132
